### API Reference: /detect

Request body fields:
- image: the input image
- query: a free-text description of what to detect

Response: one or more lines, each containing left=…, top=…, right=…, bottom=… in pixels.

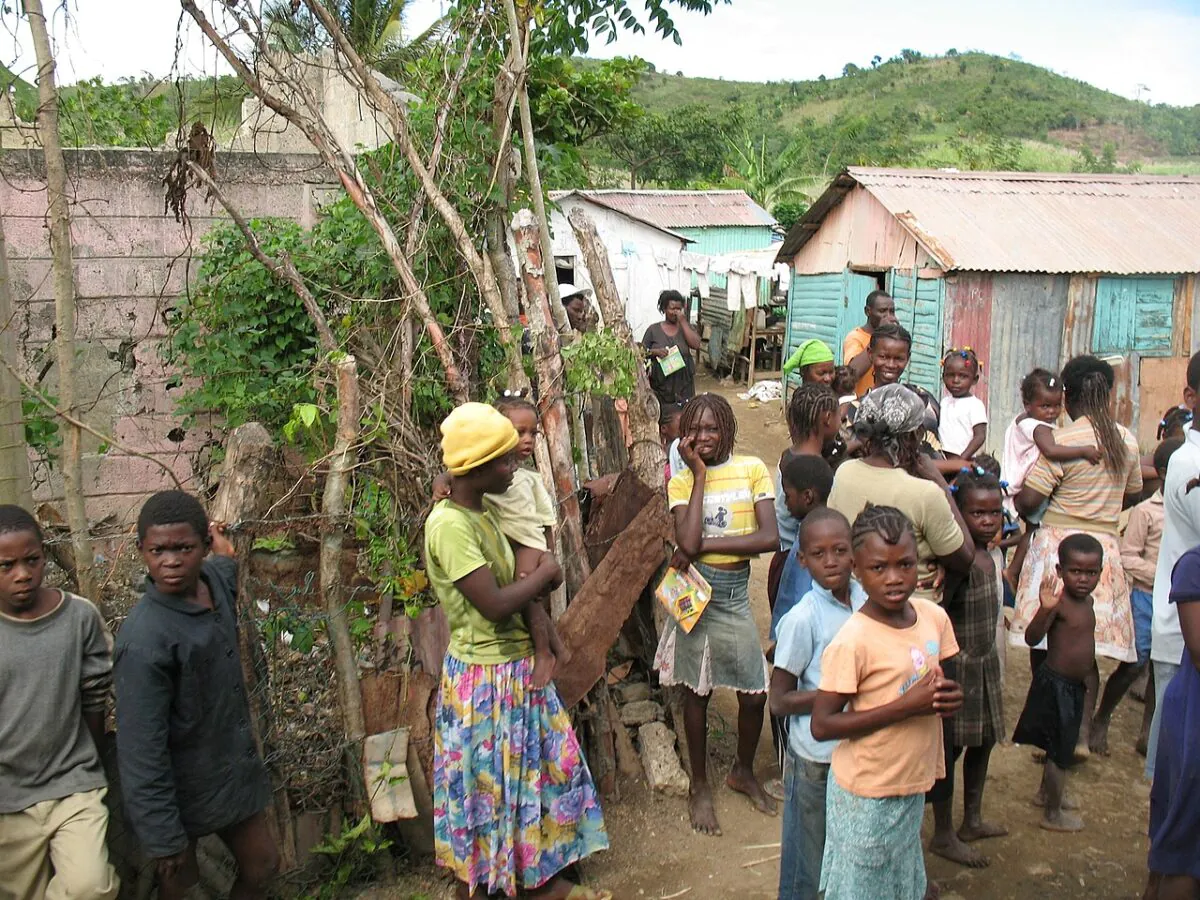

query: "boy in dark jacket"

left=115, top=491, right=278, bottom=899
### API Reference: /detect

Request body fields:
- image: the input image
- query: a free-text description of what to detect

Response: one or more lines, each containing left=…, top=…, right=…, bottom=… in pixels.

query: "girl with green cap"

left=782, top=339, right=836, bottom=387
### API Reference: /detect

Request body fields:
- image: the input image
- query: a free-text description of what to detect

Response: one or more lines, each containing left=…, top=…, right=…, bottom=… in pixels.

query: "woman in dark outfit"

left=642, top=289, right=700, bottom=409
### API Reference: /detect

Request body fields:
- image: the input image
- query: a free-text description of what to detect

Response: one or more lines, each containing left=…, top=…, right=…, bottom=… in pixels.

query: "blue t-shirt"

left=773, top=579, right=867, bottom=763
left=770, top=534, right=812, bottom=641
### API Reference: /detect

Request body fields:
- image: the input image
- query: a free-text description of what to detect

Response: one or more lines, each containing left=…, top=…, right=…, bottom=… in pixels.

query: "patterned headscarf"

left=852, top=383, right=928, bottom=466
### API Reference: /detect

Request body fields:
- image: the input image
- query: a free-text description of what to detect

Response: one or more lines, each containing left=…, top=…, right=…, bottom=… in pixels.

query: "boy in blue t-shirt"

left=769, top=507, right=866, bottom=900
left=765, top=454, right=834, bottom=802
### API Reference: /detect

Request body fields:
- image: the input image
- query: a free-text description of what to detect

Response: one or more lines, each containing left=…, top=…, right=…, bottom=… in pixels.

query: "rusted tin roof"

left=553, top=189, right=776, bottom=229
left=778, top=168, right=1200, bottom=275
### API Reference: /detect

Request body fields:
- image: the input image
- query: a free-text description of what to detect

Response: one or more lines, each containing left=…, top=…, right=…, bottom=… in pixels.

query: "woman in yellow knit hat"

left=424, top=403, right=610, bottom=900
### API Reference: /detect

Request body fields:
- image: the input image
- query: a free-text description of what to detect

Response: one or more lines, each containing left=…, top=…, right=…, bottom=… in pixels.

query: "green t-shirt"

left=424, top=500, right=533, bottom=664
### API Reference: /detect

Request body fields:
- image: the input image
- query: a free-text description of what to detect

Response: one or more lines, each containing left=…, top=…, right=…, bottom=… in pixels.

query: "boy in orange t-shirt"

left=812, top=504, right=962, bottom=899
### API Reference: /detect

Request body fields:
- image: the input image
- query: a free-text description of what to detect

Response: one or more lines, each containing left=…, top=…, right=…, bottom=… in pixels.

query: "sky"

left=2, top=0, right=1198, bottom=107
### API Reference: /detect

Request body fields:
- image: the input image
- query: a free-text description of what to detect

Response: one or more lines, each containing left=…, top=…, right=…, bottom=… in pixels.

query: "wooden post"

left=323, top=357, right=367, bottom=746
left=0, top=215, right=31, bottom=508
left=208, top=422, right=298, bottom=872
left=511, top=209, right=591, bottom=601
left=566, top=208, right=666, bottom=490
left=26, top=0, right=95, bottom=599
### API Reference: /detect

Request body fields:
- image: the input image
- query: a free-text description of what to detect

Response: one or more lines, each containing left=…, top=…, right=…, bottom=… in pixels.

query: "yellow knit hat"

left=440, top=403, right=520, bottom=476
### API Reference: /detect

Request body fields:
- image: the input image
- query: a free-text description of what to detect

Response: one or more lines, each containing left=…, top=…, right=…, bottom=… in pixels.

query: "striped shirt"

left=668, top=455, right=774, bottom=565
left=1024, top=416, right=1142, bottom=534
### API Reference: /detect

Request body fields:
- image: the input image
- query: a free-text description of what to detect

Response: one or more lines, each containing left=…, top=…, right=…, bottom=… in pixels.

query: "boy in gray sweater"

left=0, top=505, right=118, bottom=900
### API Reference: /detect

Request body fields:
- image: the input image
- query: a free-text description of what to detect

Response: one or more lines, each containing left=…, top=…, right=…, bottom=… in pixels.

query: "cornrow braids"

left=952, top=465, right=1003, bottom=510
left=1061, top=355, right=1127, bottom=474
left=869, top=322, right=912, bottom=351
left=678, top=392, right=737, bottom=464
left=851, top=503, right=915, bottom=550
left=787, top=383, right=838, bottom=443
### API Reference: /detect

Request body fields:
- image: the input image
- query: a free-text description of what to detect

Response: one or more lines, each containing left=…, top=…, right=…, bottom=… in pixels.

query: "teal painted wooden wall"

left=1092, top=277, right=1176, bottom=358
left=888, top=271, right=946, bottom=395
left=678, top=225, right=776, bottom=291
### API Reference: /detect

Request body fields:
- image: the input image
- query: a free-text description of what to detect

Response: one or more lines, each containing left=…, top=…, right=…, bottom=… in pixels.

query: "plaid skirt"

left=947, top=565, right=1005, bottom=747
left=433, top=655, right=609, bottom=896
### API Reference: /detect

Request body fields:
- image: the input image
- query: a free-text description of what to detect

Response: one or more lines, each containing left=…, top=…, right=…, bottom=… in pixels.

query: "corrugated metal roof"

left=778, top=168, right=1200, bottom=275
left=550, top=191, right=694, bottom=244
left=553, top=189, right=776, bottom=229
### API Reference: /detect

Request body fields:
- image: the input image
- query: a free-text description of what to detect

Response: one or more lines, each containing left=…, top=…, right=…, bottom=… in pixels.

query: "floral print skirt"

left=433, top=654, right=609, bottom=896
left=1009, top=524, right=1136, bottom=663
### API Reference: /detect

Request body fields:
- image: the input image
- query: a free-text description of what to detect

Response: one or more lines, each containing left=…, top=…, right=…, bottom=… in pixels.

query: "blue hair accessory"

left=949, top=484, right=959, bottom=493
left=999, top=479, right=1010, bottom=490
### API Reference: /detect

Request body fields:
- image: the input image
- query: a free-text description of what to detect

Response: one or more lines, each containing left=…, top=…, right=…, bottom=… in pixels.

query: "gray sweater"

left=0, top=592, right=112, bottom=813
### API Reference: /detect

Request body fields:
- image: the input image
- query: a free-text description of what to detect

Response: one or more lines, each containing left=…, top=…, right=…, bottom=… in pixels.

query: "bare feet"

left=689, top=783, right=722, bottom=836
left=1040, top=810, right=1084, bottom=832
left=1089, top=719, right=1111, bottom=756
left=726, top=764, right=778, bottom=817
left=929, top=833, right=990, bottom=868
left=1130, top=668, right=1149, bottom=703
left=530, top=649, right=557, bottom=690
left=1136, top=732, right=1149, bottom=758
left=527, top=876, right=612, bottom=900
left=1032, top=790, right=1080, bottom=811
left=958, top=820, right=1009, bottom=843
left=1073, top=742, right=1091, bottom=763
left=923, top=880, right=942, bottom=900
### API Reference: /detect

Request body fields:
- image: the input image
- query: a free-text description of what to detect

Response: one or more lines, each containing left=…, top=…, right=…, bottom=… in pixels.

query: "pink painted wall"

left=791, top=185, right=938, bottom=275
left=1, top=148, right=335, bottom=527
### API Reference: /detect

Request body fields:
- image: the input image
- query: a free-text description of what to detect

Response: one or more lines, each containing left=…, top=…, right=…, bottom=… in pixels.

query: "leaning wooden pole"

left=567, top=208, right=666, bottom=490
left=323, top=357, right=367, bottom=747
left=0, top=215, right=32, bottom=508
left=512, top=210, right=591, bottom=602
left=26, top=0, right=95, bottom=597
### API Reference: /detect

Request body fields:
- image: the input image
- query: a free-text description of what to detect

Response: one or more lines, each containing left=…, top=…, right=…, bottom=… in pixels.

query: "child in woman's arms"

left=1012, top=533, right=1102, bottom=833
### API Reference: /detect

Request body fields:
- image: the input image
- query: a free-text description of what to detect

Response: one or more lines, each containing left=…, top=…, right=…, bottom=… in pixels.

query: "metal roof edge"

left=775, top=170, right=858, bottom=262
left=550, top=191, right=695, bottom=244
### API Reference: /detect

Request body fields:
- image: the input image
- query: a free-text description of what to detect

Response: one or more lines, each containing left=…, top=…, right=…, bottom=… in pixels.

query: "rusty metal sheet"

left=552, top=189, right=775, bottom=229
left=782, top=167, right=1200, bottom=275
left=944, top=274, right=994, bottom=406
left=985, top=274, right=1070, bottom=454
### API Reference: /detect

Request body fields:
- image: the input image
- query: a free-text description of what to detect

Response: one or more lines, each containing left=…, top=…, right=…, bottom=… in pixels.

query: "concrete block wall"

left=0, top=148, right=336, bottom=526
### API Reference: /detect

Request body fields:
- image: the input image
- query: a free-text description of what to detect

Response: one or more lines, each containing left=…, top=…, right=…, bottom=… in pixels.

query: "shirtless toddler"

left=1011, top=533, right=1102, bottom=832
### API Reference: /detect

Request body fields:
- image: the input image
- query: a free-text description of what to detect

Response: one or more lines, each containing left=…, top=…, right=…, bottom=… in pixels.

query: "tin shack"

left=776, top=168, right=1200, bottom=448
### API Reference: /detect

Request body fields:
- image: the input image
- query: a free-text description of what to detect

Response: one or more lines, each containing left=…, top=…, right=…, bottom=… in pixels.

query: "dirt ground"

left=383, top=376, right=1153, bottom=900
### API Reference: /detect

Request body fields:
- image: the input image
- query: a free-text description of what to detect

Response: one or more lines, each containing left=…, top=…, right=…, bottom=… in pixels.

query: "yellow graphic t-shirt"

left=667, top=455, right=774, bottom=565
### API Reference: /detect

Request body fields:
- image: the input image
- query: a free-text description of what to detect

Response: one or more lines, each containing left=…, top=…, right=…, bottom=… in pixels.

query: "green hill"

left=0, top=63, right=37, bottom=116
left=607, top=51, right=1200, bottom=174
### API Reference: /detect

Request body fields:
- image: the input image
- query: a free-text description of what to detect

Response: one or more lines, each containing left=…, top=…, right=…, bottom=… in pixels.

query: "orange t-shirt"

left=818, top=598, right=960, bottom=798
left=842, top=327, right=873, bottom=397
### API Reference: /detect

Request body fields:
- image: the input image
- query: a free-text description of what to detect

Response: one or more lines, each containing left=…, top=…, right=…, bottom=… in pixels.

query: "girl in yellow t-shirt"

left=811, top=505, right=962, bottom=900
left=655, top=393, right=780, bottom=837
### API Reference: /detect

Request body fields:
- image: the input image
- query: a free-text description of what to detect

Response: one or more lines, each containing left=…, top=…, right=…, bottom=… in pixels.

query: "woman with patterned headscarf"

left=828, top=383, right=974, bottom=602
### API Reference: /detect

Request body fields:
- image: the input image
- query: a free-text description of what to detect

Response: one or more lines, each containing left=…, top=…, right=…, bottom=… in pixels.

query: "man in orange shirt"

left=842, top=290, right=897, bottom=397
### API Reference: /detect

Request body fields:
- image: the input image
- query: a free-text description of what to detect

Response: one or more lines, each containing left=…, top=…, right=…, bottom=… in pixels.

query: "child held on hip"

left=433, top=391, right=566, bottom=687
left=1012, top=533, right=1103, bottom=832
left=926, top=467, right=1008, bottom=870
left=811, top=504, right=962, bottom=900
left=1002, top=368, right=1103, bottom=583
left=770, top=507, right=865, bottom=900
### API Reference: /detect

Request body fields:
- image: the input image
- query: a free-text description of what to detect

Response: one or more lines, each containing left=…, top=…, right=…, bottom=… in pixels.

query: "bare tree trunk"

left=567, top=209, right=665, bottom=489
left=500, top=0, right=569, bottom=334
left=26, top=0, right=94, bottom=598
left=0, top=216, right=32, bottom=508
left=512, top=210, right=590, bottom=600
left=323, top=357, right=367, bottom=745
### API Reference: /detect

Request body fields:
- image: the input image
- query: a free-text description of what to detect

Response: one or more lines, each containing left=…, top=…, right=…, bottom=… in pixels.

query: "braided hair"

left=678, top=393, right=737, bottom=464
left=869, top=322, right=912, bottom=351
left=942, top=345, right=981, bottom=376
left=1157, top=406, right=1192, bottom=441
left=850, top=503, right=915, bottom=550
left=495, top=391, right=538, bottom=420
left=787, top=383, right=838, bottom=443
left=1061, top=355, right=1127, bottom=474
left=952, top=463, right=1003, bottom=510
